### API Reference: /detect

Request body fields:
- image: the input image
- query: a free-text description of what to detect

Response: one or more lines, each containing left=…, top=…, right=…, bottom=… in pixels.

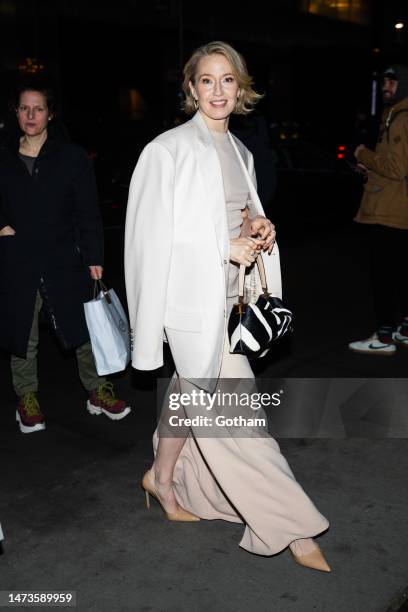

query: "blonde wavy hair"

left=182, top=41, right=263, bottom=115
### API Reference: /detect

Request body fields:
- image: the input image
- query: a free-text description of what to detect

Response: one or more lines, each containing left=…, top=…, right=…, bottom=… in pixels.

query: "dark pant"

left=369, top=224, right=408, bottom=329
left=11, top=290, right=105, bottom=396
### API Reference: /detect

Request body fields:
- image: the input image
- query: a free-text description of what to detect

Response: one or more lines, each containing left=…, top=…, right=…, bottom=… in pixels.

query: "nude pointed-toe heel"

left=165, top=507, right=201, bottom=522
left=291, top=544, right=331, bottom=573
left=141, top=471, right=200, bottom=522
left=144, top=488, right=150, bottom=510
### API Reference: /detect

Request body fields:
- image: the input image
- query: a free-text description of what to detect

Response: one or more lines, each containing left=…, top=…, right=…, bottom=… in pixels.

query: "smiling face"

left=189, top=53, right=240, bottom=131
left=16, top=90, right=51, bottom=137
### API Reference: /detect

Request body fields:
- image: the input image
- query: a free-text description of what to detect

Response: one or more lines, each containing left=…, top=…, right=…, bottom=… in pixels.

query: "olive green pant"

left=11, top=291, right=106, bottom=397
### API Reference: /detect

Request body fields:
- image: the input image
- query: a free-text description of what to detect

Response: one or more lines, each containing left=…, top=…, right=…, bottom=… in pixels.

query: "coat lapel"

left=191, top=112, right=229, bottom=259
left=190, top=112, right=267, bottom=258
left=228, top=130, right=282, bottom=299
left=227, top=133, right=264, bottom=215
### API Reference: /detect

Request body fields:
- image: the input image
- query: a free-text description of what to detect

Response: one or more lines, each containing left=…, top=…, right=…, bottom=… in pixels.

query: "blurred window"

left=119, top=88, right=147, bottom=120
left=276, top=142, right=337, bottom=172
left=300, top=0, right=370, bottom=25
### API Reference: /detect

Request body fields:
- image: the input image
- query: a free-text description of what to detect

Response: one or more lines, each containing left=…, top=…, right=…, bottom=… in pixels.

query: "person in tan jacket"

left=349, top=65, right=408, bottom=355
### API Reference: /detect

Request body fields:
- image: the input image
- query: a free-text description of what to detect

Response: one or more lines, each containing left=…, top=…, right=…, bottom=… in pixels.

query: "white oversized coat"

left=124, top=111, right=282, bottom=380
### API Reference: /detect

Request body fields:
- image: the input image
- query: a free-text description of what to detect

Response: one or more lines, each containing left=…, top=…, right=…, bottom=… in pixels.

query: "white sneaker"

left=348, top=333, right=396, bottom=355
left=393, top=326, right=408, bottom=347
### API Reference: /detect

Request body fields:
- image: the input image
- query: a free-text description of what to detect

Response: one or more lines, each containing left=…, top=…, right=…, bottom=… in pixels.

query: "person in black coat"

left=0, top=83, right=131, bottom=432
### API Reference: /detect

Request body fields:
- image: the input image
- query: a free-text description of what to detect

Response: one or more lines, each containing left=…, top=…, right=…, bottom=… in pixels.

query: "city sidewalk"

left=1, top=415, right=407, bottom=611
left=0, top=225, right=407, bottom=611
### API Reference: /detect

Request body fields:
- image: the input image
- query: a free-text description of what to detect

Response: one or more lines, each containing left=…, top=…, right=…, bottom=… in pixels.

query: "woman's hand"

left=241, top=213, right=276, bottom=254
left=230, top=237, right=264, bottom=267
left=89, top=265, right=103, bottom=280
left=0, top=225, right=16, bottom=236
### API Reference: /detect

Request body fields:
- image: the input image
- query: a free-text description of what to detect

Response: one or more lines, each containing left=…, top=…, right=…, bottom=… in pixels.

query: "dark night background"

left=1, top=0, right=408, bottom=146
left=2, top=0, right=408, bottom=229
left=1, top=3, right=408, bottom=611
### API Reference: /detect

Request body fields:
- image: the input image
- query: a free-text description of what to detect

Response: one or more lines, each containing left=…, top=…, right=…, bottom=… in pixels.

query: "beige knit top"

left=211, top=130, right=250, bottom=298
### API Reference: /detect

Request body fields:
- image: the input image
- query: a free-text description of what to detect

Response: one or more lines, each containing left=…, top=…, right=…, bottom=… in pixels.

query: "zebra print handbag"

left=228, top=254, right=293, bottom=357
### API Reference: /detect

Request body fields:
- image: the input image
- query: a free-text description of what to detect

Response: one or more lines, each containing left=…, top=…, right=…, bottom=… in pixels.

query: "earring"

left=193, top=99, right=199, bottom=110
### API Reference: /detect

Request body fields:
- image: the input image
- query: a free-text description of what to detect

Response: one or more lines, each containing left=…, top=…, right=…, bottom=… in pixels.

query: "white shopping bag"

left=84, top=283, right=130, bottom=375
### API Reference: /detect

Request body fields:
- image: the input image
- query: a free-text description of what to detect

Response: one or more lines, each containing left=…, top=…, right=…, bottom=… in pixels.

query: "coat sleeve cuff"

left=356, top=147, right=375, bottom=168
left=131, top=355, right=164, bottom=371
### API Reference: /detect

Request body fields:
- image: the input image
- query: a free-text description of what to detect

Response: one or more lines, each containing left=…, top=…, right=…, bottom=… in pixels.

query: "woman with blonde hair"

left=125, top=41, right=330, bottom=571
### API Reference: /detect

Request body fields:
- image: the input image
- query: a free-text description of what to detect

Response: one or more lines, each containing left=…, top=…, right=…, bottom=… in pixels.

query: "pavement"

left=0, top=222, right=407, bottom=612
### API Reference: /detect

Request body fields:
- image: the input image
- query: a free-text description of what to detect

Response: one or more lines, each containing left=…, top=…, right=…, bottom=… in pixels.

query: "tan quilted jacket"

left=355, top=97, right=408, bottom=229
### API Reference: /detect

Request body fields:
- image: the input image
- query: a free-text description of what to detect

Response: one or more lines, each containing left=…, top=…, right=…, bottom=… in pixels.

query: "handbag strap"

left=93, top=279, right=112, bottom=304
left=238, top=253, right=269, bottom=304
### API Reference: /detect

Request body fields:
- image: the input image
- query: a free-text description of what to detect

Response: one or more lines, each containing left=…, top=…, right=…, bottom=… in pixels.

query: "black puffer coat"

left=0, top=124, right=104, bottom=357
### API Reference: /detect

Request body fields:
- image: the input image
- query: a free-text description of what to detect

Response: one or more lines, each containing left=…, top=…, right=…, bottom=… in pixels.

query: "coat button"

left=223, top=259, right=228, bottom=265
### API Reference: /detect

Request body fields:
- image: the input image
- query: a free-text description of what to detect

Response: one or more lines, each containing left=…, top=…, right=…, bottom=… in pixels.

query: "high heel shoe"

left=290, top=543, right=331, bottom=573
left=141, top=471, right=200, bottom=522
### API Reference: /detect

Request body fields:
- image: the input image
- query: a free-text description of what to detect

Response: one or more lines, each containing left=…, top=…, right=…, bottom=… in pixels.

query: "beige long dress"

left=153, top=130, right=329, bottom=556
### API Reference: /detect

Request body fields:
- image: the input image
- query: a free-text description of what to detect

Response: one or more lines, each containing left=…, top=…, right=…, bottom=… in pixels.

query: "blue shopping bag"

left=84, top=282, right=130, bottom=375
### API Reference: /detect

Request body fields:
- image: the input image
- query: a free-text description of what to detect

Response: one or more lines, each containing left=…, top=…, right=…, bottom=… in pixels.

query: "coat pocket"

left=363, top=173, right=392, bottom=193
left=164, top=306, right=202, bottom=332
